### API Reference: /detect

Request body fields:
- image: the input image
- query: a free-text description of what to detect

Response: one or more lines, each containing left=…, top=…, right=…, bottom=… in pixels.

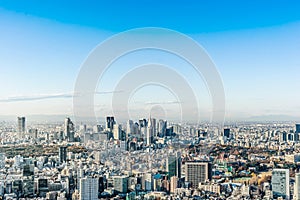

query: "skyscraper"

left=126, top=120, right=134, bottom=134
left=79, top=177, right=99, bottom=200
left=170, top=176, right=178, bottom=193
left=294, top=173, right=300, bottom=200
left=65, top=117, right=75, bottom=142
left=113, top=176, right=128, bottom=193
left=166, top=152, right=181, bottom=178
left=146, top=118, right=153, bottom=145
left=113, top=124, right=122, bottom=140
left=223, top=128, right=230, bottom=138
left=185, top=161, right=212, bottom=187
left=296, top=124, right=300, bottom=133
left=23, top=164, right=34, bottom=197
left=158, top=119, right=167, bottom=137
left=106, top=116, right=115, bottom=132
left=59, top=146, right=67, bottom=163
left=17, top=117, right=25, bottom=138
left=142, top=173, right=153, bottom=191
left=271, top=168, right=290, bottom=200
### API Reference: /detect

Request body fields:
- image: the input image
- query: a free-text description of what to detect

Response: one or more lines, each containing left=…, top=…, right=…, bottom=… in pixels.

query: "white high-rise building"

left=143, top=173, right=153, bottom=191
left=271, top=169, right=290, bottom=200
left=146, top=121, right=153, bottom=146
left=113, top=124, right=122, bottom=140
left=79, top=177, right=98, bottom=200
left=294, top=173, right=300, bottom=200
left=126, top=120, right=133, bottom=134
left=170, top=176, right=178, bottom=193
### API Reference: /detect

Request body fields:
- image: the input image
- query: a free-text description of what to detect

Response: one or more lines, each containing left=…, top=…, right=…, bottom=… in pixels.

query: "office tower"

left=294, top=173, right=300, bottom=200
left=150, top=117, right=157, bottom=136
left=77, top=168, right=85, bottom=190
left=170, top=176, right=178, bottom=193
left=59, top=146, right=67, bottom=163
left=294, top=132, right=299, bottom=142
left=65, top=117, right=75, bottom=142
left=106, top=116, right=115, bottom=132
left=146, top=118, right=153, bottom=145
left=271, top=168, right=290, bottom=200
left=173, top=124, right=182, bottom=135
left=113, top=176, right=128, bottom=193
left=280, top=132, right=287, bottom=142
left=98, top=176, right=105, bottom=193
left=37, top=178, right=48, bottom=197
left=139, top=118, right=147, bottom=128
left=33, top=129, right=38, bottom=139
left=296, top=124, right=300, bottom=133
left=17, top=116, right=26, bottom=138
left=23, top=164, right=34, bottom=197
left=0, top=153, right=5, bottom=169
left=79, top=177, right=99, bottom=200
left=142, top=173, right=153, bottom=191
left=185, top=161, right=212, bottom=187
left=223, top=128, right=230, bottom=138
left=113, top=124, right=122, bottom=140
left=158, top=119, right=167, bottom=137
left=166, top=152, right=181, bottom=178
left=127, top=120, right=134, bottom=134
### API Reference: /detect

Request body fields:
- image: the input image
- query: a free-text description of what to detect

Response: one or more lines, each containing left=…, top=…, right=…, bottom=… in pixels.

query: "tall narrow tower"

left=17, top=117, right=26, bottom=138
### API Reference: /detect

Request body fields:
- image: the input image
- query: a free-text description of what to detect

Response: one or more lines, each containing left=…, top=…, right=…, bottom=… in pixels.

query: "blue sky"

left=0, top=1, right=300, bottom=121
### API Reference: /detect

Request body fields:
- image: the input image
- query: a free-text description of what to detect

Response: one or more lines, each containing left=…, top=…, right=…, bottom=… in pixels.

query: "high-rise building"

left=79, top=177, right=99, bottom=200
left=59, top=146, right=67, bottom=163
left=158, top=119, right=167, bottom=137
left=113, top=124, right=122, bottom=140
left=37, top=178, right=48, bottom=197
left=223, top=128, right=230, bottom=138
left=166, top=152, right=181, bottom=178
left=106, top=116, right=115, bottom=132
left=271, top=168, right=290, bottom=200
left=185, top=161, right=212, bottom=187
left=127, top=120, right=134, bottom=134
left=150, top=117, right=157, bottom=136
left=65, top=117, right=75, bottom=142
left=294, top=173, right=300, bottom=200
left=23, top=164, right=34, bottom=197
left=146, top=118, right=153, bottom=145
left=139, top=118, right=147, bottom=128
left=296, top=124, right=300, bottom=133
left=173, top=124, right=182, bottom=135
left=294, top=132, right=299, bottom=142
left=17, top=117, right=26, bottom=138
left=142, top=173, right=153, bottom=191
left=113, top=176, right=128, bottom=193
left=170, top=176, right=178, bottom=193
left=280, top=132, right=288, bottom=142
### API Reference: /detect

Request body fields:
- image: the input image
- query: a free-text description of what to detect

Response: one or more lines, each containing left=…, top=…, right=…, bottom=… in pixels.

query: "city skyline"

left=0, top=1, right=300, bottom=122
